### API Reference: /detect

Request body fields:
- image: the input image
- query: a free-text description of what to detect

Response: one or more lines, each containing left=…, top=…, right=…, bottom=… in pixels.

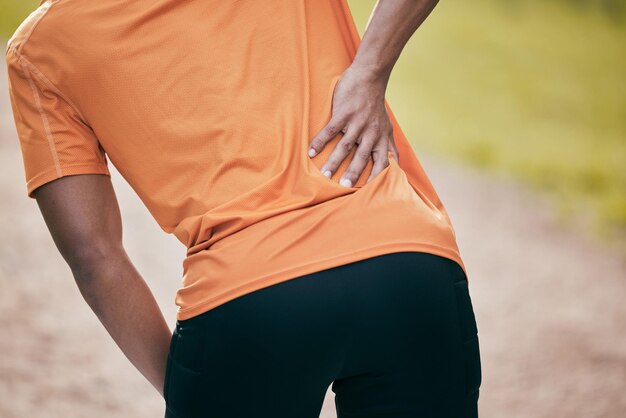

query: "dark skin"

left=33, top=174, right=171, bottom=397
left=31, top=0, right=439, bottom=399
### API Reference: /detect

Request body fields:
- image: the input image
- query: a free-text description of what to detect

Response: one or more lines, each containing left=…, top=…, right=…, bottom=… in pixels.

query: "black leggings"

left=163, top=251, right=482, bottom=418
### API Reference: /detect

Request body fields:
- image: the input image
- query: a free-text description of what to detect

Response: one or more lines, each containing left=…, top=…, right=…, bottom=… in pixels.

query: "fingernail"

left=340, top=178, right=352, bottom=187
left=323, top=170, right=332, bottom=178
left=308, top=148, right=317, bottom=157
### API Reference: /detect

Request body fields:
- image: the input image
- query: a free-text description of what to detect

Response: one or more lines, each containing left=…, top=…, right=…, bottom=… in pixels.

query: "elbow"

left=67, top=244, right=126, bottom=286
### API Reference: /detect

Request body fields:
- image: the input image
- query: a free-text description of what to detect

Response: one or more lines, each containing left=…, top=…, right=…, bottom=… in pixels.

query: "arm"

left=308, top=0, right=439, bottom=186
left=33, top=174, right=171, bottom=398
left=352, top=0, right=439, bottom=87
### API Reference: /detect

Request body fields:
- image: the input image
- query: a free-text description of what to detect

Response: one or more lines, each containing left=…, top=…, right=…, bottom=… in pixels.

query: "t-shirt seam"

left=16, top=52, right=92, bottom=129
left=12, top=51, right=109, bottom=170
left=17, top=56, right=63, bottom=180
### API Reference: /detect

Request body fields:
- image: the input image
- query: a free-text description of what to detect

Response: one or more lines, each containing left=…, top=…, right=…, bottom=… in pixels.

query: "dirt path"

left=1, top=51, right=625, bottom=418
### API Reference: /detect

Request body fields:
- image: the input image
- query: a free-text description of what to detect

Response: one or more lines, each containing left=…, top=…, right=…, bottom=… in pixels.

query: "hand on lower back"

left=307, top=64, right=400, bottom=187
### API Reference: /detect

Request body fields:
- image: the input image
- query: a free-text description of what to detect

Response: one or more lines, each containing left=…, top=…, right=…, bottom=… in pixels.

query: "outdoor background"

left=1, top=0, right=625, bottom=417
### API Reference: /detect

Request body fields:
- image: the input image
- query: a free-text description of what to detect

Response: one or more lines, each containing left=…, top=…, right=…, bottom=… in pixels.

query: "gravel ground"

left=1, top=50, right=625, bottom=418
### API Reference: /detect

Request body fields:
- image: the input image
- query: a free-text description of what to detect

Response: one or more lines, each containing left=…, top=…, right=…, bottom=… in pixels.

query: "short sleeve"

left=5, top=48, right=111, bottom=199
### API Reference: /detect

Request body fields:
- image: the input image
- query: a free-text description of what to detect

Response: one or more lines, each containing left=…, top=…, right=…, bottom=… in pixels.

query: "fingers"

left=319, top=125, right=364, bottom=181
left=388, top=137, right=400, bottom=165
left=312, top=122, right=397, bottom=188
left=338, top=128, right=379, bottom=187
left=367, top=143, right=391, bottom=184
left=308, top=115, right=348, bottom=158
left=307, top=80, right=398, bottom=187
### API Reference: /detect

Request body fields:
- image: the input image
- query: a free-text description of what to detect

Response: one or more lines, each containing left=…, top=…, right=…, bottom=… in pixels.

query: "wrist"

left=346, top=60, right=391, bottom=89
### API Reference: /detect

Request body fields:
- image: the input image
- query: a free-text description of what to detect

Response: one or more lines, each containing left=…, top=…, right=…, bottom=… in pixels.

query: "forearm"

left=72, top=250, right=171, bottom=398
left=351, top=0, right=439, bottom=84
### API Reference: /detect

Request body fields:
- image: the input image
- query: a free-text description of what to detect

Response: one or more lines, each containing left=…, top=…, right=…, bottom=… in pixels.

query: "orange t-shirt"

left=6, top=0, right=468, bottom=321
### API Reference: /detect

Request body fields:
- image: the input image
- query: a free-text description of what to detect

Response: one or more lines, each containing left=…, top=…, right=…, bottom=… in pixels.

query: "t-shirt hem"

left=175, top=241, right=466, bottom=321
left=26, top=162, right=111, bottom=198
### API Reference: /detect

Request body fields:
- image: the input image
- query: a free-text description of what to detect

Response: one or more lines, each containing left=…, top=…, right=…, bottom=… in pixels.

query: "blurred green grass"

left=0, top=1, right=39, bottom=40
left=2, top=0, right=625, bottom=248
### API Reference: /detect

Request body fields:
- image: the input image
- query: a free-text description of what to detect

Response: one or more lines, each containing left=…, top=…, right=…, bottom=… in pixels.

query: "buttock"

left=163, top=251, right=481, bottom=418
